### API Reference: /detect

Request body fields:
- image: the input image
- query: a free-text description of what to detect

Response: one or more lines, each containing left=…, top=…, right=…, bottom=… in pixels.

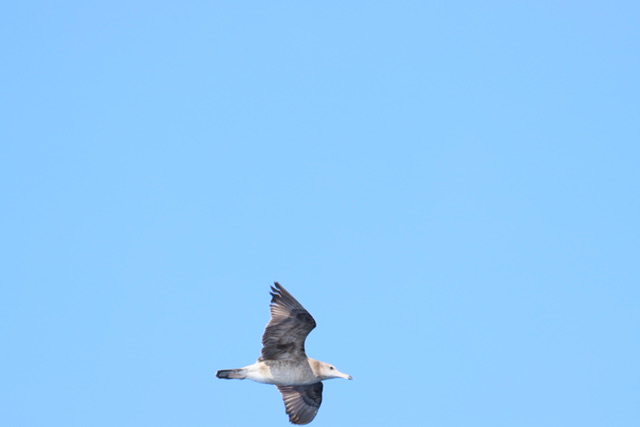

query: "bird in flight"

left=216, top=282, right=352, bottom=424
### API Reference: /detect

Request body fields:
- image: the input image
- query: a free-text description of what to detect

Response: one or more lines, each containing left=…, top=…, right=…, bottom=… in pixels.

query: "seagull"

left=216, top=282, right=352, bottom=425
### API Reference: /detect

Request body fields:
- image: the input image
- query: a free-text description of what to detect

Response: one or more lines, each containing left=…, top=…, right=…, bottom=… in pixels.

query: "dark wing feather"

left=276, top=382, right=323, bottom=425
left=260, top=282, right=316, bottom=361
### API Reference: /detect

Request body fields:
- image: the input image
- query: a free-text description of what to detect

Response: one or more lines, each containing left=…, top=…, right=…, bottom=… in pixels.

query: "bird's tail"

left=216, top=369, right=247, bottom=380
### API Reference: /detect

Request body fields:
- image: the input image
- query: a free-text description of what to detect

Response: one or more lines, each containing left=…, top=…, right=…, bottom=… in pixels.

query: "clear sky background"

left=2, top=1, right=639, bottom=426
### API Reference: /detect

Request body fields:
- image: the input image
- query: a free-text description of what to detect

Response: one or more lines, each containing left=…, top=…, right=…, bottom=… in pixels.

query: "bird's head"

left=311, top=359, right=353, bottom=380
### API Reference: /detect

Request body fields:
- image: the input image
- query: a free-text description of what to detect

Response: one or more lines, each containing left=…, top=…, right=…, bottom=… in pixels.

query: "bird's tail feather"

left=216, top=369, right=246, bottom=379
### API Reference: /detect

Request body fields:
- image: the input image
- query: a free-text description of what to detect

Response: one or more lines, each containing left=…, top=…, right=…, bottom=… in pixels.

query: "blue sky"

left=2, top=1, right=639, bottom=426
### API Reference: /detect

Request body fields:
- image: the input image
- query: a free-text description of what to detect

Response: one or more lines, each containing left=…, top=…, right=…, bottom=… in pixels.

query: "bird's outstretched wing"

left=276, top=382, right=323, bottom=425
left=260, top=282, right=316, bottom=361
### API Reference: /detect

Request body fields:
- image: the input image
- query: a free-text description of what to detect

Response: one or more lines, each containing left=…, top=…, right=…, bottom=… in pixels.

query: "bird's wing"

left=260, top=282, right=316, bottom=361
left=276, top=382, right=323, bottom=425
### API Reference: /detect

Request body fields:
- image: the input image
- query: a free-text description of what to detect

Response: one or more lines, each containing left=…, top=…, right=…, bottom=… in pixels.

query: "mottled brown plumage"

left=260, top=283, right=316, bottom=361
left=277, top=382, right=323, bottom=425
left=215, top=282, right=351, bottom=425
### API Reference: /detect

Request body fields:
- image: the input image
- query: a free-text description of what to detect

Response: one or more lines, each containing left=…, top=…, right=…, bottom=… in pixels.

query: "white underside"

left=242, top=360, right=318, bottom=386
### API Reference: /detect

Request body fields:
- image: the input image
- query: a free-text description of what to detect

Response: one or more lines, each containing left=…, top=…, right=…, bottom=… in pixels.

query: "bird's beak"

left=340, top=372, right=353, bottom=380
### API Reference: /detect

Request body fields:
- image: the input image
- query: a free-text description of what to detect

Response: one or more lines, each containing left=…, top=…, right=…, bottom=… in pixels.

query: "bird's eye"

left=330, top=366, right=334, bottom=370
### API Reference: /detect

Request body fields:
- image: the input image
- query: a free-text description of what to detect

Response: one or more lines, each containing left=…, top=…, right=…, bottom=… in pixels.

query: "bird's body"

left=215, top=282, right=351, bottom=425
left=217, top=358, right=321, bottom=385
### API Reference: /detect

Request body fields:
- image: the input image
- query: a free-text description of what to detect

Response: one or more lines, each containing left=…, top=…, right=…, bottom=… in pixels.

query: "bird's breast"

left=249, top=360, right=318, bottom=385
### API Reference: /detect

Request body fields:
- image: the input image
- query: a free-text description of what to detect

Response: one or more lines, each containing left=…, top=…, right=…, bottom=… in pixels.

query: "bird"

left=215, top=282, right=352, bottom=425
